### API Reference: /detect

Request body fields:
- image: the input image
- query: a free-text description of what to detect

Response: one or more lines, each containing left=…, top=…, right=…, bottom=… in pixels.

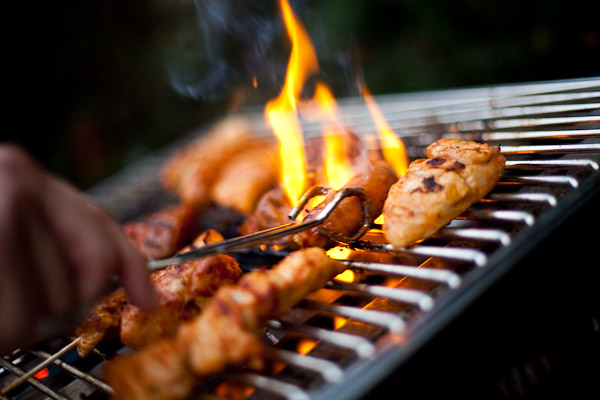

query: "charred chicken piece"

left=123, top=204, right=199, bottom=260
left=293, top=160, right=397, bottom=249
left=104, top=248, right=344, bottom=400
left=75, top=230, right=242, bottom=358
left=383, top=138, right=505, bottom=248
left=162, top=116, right=252, bottom=206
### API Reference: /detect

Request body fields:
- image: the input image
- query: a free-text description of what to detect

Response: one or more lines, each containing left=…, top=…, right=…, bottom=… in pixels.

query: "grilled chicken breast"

left=383, top=138, right=505, bottom=248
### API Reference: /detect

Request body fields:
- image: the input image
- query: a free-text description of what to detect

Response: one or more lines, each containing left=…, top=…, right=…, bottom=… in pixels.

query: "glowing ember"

left=34, top=368, right=50, bottom=380
left=327, top=246, right=352, bottom=260
left=265, top=0, right=318, bottom=205
left=334, top=269, right=355, bottom=283
left=361, top=84, right=409, bottom=177
left=334, top=316, right=347, bottom=330
left=327, top=247, right=356, bottom=282
left=297, top=338, right=317, bottom=355
left=214, top=380, right=255, bottom=400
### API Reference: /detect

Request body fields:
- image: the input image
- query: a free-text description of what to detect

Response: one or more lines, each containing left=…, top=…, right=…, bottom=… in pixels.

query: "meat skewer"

left=293, top=160, right=397, bottom=249
left=76, top=230, right=242, bottom=357
left=104, top=247, right=344, bottom=400
left=162, top=116, right=252, bottom=206
left=123, top=204, right=200, bottom=260
left=383, top=138, right=506, bottom=248
left=210, top=144, right=279, bottom=214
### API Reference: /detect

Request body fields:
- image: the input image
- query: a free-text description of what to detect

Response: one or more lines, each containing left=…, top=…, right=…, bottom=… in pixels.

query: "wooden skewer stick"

left=1, top=337, right=81, bottom=396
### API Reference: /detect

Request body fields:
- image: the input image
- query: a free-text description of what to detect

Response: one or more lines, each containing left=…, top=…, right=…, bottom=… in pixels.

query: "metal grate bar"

left=499, top=175, right=580, bottom=188
left=299, top=300, right=406, bottom=333
left=500, top=143, right=600, bottom=154
left=435, top=227, right=511, bottom=246
left=482, top=129, right=600, bottom=141
left=461, top=209, right=536, bottom=225
left=383, top=244, right=489, bottom=267
left=342, top=261, right=462, bottom=288
left=505, top=159, right=599, bottom=170
left=329, top=282, right=434, bottom=311
left=487, top=192, right=558, bottom=206
left=267, top=348, right=345, bottom=383
left=267, top=321, right=376, bottom=358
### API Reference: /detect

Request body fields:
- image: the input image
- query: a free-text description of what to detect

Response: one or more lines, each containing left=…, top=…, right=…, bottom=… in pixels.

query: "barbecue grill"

left=2, top=77, right=599, bottom=399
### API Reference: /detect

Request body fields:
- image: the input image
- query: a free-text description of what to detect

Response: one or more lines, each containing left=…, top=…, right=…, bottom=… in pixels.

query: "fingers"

left=110, top=222, right=157, bottom=312
left=0, top=177, right=37, bottom=350
left=40, top=173, right=157, bottom=312
left=0, top=145, right=157, bottom=350
left=0, top=150, right=72, bottom=349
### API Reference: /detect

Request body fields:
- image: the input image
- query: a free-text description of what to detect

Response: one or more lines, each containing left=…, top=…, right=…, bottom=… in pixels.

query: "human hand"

left=0, top=145, right=156, bottom=352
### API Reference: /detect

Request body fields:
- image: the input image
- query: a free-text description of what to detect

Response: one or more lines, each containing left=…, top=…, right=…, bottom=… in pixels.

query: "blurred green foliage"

left=7, top=0, right=598, bottom=189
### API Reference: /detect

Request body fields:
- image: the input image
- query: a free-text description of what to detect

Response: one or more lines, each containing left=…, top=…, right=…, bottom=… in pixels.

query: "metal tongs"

left=148, top=185, right=372, bottom=270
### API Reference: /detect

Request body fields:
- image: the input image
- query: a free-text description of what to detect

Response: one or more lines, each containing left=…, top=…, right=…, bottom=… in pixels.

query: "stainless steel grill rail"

left=2, top=77, right=599, bottom=400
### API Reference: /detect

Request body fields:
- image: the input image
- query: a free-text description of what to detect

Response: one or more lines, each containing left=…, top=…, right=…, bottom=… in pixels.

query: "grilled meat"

left=238, top=185, right=297, bottom=246
left=294, top=160, right=397, bottom=249
left=383, top=138, right=505, bottom=248
left=75, top=230, right=242, bottom=358
left=162, top=116, right=252, bottom=206
left=104, top=248, right=344, bottom=400
left=75, top=288, right=128, bottom=358
left=120, top=255, right=242, bottom=350
left=123, top=204, right=199, bottom=260
left=210, top=144, right=279, bottom=214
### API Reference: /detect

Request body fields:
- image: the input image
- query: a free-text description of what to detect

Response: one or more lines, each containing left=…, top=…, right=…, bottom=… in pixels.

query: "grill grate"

left=2, top=77, right=599, bottom=400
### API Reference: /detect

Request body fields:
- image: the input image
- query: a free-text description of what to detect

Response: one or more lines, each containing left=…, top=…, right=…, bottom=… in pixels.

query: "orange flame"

left=313, top=83, right=357, bottom=190
left=265, top=0, right=318, bottom=205
left=361, top=84, right=408, bottom=177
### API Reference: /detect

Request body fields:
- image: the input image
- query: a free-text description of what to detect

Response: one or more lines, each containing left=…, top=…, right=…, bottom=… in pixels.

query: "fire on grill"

left=2, top=0, right=599, bottom=398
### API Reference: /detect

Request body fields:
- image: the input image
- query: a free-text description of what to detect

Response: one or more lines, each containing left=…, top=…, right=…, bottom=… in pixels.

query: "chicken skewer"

left=162, top=116, right=252, bottom=207
left=76, top=230, right=242, bottom=357
left=104, top=247, right=344, bottom=400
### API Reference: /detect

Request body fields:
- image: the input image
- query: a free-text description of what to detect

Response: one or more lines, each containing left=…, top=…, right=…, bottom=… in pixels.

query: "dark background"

left=6, top=0, right=599, bottom=189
